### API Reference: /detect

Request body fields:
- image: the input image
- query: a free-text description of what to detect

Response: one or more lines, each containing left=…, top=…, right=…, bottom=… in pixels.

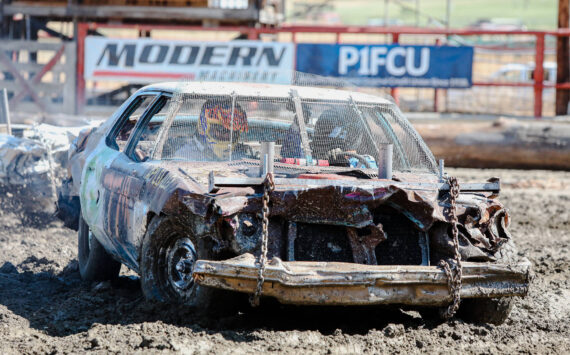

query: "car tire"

left=77, top=212, right=121, bottom=281
left=140, top=215, right=217, bottom=308
left=458, top=297, right=514, bottom=325
left=420, top=240, right=518, bottom=324
left=458, top=240, right=518, bottom=325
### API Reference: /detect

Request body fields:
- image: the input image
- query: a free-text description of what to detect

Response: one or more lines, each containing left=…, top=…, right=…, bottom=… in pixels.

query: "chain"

left=438, top=176, right=463, bottom=319
left=250, top=172, right=275, bottom=307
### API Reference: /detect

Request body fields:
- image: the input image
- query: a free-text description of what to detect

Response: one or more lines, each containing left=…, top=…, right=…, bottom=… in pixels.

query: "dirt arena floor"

left=0, top=168, right=568, bottom=354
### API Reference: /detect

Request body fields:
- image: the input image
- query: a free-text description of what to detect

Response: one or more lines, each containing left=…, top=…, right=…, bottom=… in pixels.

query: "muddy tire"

left=458, top=240, right=518, bottom=324
left=140, top=215, right=215, bottom=308
left=78, top=213, right=121, bottom=281
left=421, top=240, right=518, bottom=324
left=458, top=297, right=514, bottom=325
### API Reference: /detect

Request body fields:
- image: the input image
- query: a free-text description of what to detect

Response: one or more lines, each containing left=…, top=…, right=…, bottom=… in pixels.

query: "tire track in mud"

left=0, top=168, right=569, bottom=354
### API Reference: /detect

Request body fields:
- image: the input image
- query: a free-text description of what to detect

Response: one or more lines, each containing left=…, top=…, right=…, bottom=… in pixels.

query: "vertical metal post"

left=534, top=33, right=545, bottom=119
left=76, top=22, right=88, bottom=114
left=259, top=141, right=275, bottom=177
left=228, top=92, right=237, bottom=161
left=248, top=29, right=259, bottom=40
left=0, top=88, right=12, bottom=135
left=556, top=0, right=570, bottom=115
left=434, top=38, right=441, bottom=112
left=390, top=33, right=400, bottom=105
left=377, top=144, right=393, bottom=180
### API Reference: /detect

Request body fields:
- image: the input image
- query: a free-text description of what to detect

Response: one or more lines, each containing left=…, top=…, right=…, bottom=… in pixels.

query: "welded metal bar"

left=349, top=96, right=380, bottom=159
left=289, top=89, right=312, bottom=160
left=377, top=144, right=393, bottom=179
left=228, top=92, right=237, bottom=161
left=287, top=221, right=297, bottom=262
left=259, top=141, right=275, bottom=176
left=73, top=22, right=570, bottom=37
left=210, top=176, right=500, bottom=193
left=194, top=256, right=532, bottom=306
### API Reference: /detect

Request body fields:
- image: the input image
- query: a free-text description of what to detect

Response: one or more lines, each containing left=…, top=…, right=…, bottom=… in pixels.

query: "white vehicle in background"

left=446, top=62, right=556, bottom=116
left=490, top=62, right=556, bottom=84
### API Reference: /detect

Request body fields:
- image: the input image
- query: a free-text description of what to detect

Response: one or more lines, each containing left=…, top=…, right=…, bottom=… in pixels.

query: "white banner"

left=84, top=37, right=294, bottom=84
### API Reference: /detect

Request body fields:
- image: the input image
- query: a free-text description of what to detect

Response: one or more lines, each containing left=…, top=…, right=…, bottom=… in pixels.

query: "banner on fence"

left=296, top=44, right=473, bottom=88
left=85, top=37, right=295, bottom=84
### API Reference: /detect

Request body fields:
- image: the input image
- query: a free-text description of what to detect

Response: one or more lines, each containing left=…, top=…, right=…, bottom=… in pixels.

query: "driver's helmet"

left=198, top=99, right=248, bottom=159
left=312, top=108, right=363, bottom=157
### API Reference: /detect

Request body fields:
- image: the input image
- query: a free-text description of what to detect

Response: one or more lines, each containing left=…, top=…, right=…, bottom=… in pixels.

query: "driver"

left=173, top=99, right=249, bottom=161
left=311, top=108, right=376, bottom=168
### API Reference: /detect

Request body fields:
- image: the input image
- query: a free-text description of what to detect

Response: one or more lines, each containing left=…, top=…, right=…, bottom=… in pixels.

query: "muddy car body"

left=58, top=82, right=531, bottom=323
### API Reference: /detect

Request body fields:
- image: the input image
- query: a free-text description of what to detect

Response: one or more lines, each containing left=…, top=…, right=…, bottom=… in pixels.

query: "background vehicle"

left=58, top=81, right=531, bottom=324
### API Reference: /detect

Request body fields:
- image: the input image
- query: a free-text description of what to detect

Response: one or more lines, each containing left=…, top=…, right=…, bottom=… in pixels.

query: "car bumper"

left=193, top=253, right=532, bottom=306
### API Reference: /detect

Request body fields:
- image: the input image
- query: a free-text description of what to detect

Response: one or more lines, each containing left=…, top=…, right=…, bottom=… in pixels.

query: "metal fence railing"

left=74, top=24, right=570, bottom=118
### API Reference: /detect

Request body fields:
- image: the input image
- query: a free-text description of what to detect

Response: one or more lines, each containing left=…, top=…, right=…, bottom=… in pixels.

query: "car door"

left=101, top=93, right=173, bottom=269
left=81, top=92, right=158, bottom=261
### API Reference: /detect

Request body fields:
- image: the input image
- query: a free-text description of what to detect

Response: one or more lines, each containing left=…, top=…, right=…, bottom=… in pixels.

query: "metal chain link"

left=250, top=172, right=275, bottom=307
left=439, top=176, right=463, bottom=319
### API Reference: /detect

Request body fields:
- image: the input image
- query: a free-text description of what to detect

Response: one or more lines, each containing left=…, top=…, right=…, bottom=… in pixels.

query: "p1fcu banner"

left=84, top=37, right=294, bottom=84
left=296, top=43, right=474, bottom=88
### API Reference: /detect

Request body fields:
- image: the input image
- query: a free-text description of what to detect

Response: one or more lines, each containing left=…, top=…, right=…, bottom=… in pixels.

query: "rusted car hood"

left=171, top=162, right=439, bottom=226
left=172, top=162, right=507, bottom=253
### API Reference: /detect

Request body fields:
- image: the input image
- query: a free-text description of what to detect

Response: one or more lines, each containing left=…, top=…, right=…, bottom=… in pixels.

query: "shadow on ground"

left=0, top=259, right=443, bottom=339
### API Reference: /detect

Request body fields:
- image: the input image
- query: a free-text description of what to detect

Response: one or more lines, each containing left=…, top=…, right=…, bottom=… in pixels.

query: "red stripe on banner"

left=93, top=70, right=195, bottom=79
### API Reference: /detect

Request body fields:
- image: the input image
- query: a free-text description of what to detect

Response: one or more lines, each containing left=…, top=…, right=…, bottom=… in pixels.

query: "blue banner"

left=296, top=44, right=473, bottom=88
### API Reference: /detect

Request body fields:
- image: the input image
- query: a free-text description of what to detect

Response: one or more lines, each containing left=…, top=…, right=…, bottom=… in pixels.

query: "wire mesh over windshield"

left=153, top=88, right=437, bottom=174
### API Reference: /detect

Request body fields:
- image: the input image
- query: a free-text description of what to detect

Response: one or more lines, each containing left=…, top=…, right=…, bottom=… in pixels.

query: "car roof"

left=139, top=81, right=392, bottom=105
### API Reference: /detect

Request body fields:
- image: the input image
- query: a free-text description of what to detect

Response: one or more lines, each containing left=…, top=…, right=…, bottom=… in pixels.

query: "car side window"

left=130, top=96, right=173, bottom=162
left=108, top=95, right=155, bottom=152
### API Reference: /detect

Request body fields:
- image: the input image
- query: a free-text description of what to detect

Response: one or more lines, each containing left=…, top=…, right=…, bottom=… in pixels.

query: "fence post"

left=534, top=33, right=545, bottom=119
left=433, top=38, right=441, bottom=112
left=63, top=42, right=77, bottom=115
left=0, top=88, right=12, bottom=135
left=76, top=22, right=88, bottom=114
left=390, top=33, right=400, bottom=105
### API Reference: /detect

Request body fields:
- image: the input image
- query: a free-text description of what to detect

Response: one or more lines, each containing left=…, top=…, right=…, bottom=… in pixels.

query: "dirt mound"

left=1, top=168, right=569, bottom=354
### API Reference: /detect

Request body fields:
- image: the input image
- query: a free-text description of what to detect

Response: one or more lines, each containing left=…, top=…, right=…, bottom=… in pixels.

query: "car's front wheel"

left=457, top=239, right=518, bottom=324
left=77, top=212, right=121, bottom=281
left=140, top=215, right=215, bottom=308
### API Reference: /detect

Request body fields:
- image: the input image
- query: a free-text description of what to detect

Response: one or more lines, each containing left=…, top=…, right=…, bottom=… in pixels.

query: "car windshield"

left=152, top=92, right=437, bottom=174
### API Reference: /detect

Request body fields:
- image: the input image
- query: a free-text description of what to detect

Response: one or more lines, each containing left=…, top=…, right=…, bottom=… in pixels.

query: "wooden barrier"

left=0, top=40, right=77, bottom=115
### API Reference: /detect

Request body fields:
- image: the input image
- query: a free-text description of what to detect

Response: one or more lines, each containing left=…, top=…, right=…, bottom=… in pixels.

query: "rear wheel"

left=77, top=212, right=121, bottom=281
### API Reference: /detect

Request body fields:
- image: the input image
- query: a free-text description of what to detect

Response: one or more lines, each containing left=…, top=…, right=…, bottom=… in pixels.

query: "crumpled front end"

left=177, top=168, right=530, bottom=305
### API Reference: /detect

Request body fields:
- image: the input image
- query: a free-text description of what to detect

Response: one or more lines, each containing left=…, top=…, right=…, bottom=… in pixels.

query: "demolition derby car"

left=57, top=81, right=531, bottom=324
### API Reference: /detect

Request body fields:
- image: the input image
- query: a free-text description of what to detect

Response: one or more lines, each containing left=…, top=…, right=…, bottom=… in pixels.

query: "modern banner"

left=84, top=37, right=294, bottom=84
left=296, top=44, right=474, bottom=88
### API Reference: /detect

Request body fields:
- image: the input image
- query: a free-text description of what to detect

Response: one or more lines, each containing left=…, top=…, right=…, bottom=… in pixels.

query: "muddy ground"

left=0, top=168, right=568, bottom=354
